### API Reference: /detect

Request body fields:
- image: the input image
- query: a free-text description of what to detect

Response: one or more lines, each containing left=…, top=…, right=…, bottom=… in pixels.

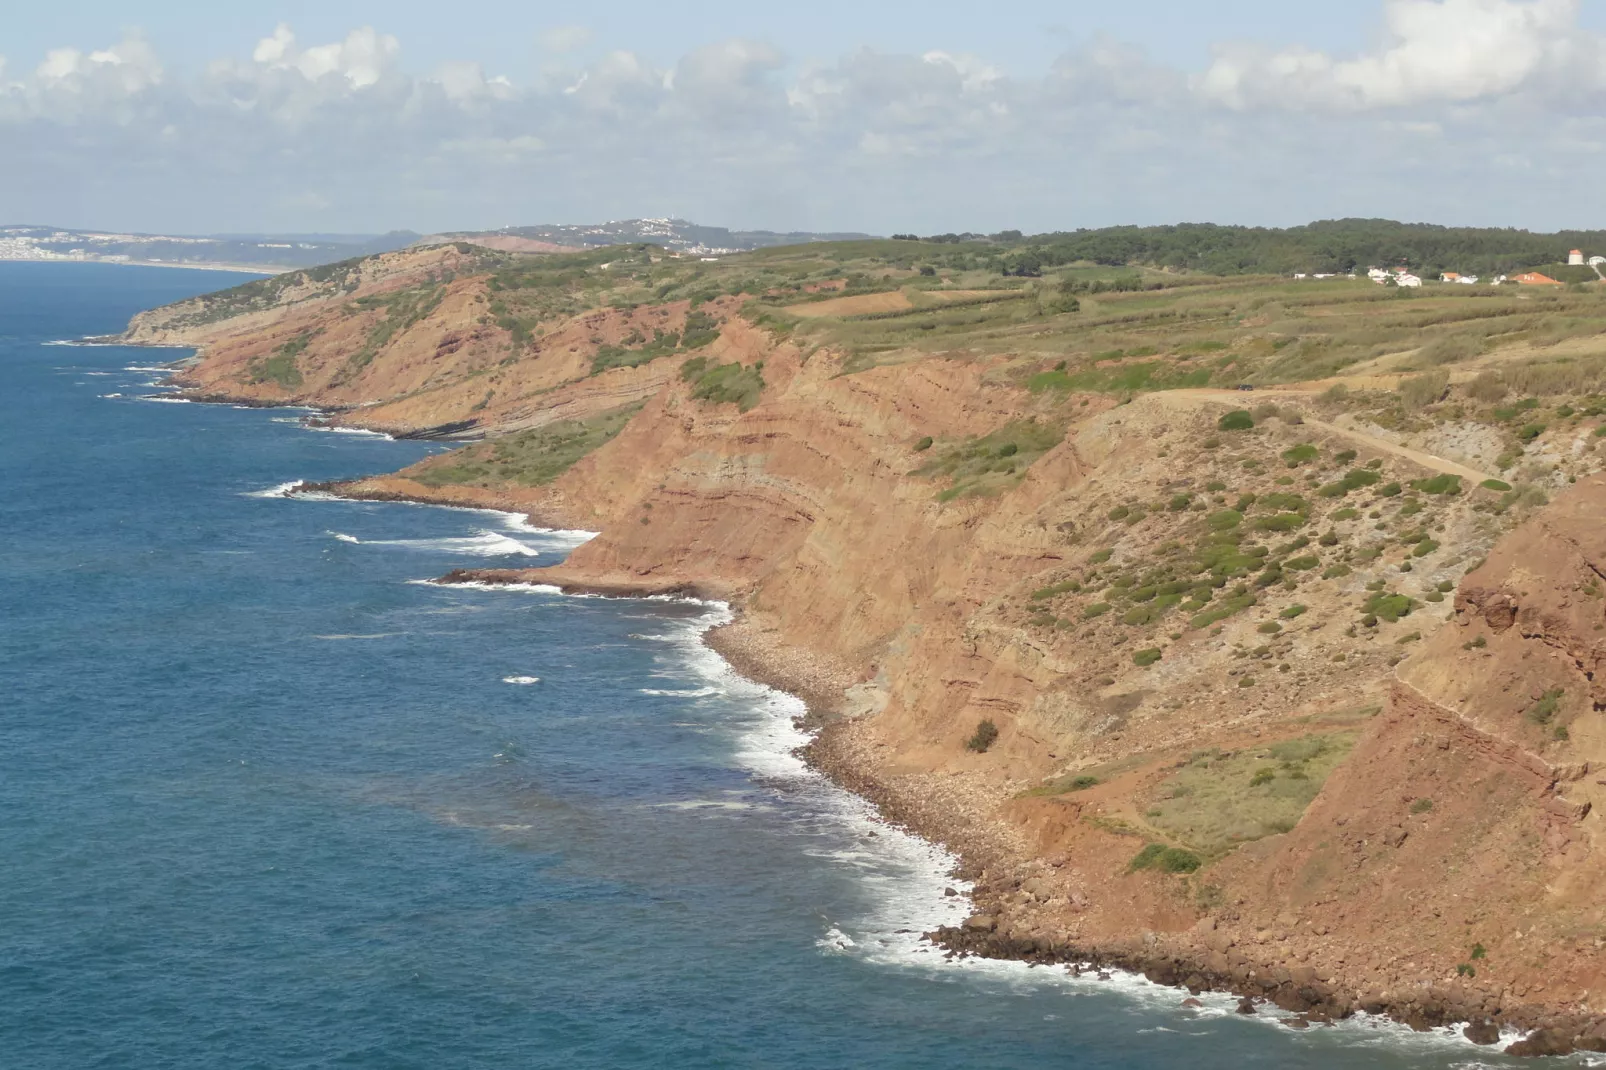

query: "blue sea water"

left=0, top=262, right=1522, bottom=1069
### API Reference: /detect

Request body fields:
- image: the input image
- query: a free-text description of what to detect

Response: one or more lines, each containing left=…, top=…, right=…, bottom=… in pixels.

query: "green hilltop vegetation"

left=155, top=220, right=1606, bottom=481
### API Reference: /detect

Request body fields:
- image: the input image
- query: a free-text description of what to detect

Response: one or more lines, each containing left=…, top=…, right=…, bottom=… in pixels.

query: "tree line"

left=902, top=219, right=1606, bottom=277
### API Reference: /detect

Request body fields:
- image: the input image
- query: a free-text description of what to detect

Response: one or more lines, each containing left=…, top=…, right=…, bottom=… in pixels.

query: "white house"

left=1458, top=275, right=1480, bottom=285
left=1367, top=267, right=1390, bottom=284
left=1569, top=249, right=1585, bottom=266
left=1397, top=274, right=1423, bottom=288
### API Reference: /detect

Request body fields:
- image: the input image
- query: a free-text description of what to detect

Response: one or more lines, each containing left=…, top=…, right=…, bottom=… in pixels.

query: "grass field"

left=411, top=405, right=641, bottom=488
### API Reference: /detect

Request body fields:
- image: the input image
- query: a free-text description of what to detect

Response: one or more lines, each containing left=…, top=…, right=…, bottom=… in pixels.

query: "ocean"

left=0, top=262, right=1521, bottom=1068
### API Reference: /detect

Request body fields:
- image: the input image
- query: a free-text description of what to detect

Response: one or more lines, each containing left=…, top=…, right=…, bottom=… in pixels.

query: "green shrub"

left=1249, top=767, right=1276, bottom=787
left=1517, top=423, right=1546, bottom=443
left=1129, top=843, right=1202, bottom=874
left=1089, top=549, right=1113, bottom=564
left=1527, top=689, right=1564, bottom=725
left=1207, top=509, right=1243, bottom=531
left=1412, top=538, right=1440, bottom=558
left=914, top=436, right=934, bottom=452
left=1411, top=474, right=1462, bottom=496
left=1281, top=604, right=1308, bottom=619
left=1084, top=603, right=1112, bottom=619
left=1331, top=507, right=1360, bottom=521
left=1282, top=444, right=1318, bottom=466
left=1319, top=468, right=1384, bottom=497
left=1068, top=775, right=1100, bottom=791
left=1254, top=513, right=1306, bottom=532
left=1322, top=563, right=1352, bottom=580
left=1218, top=410, right=1255, bottom=431
left=1334, top=449, right=1357, bottom=464
left=1284, top=555, right=1320, bottom=571
left=1168, top=493, right=1193, bottom=512
left=1133, top=648, right=1163, bottom=667
left=1480, top=478, right=1511, bottom=491
left=1257, top=621, right=1283, bottom=634
left=965, top=719, right=1000, bottom=752
left=1377, top=482, right=1402, bottom=498
left=1362, top=591, right=1416, bottom=623
left=1108, top=505, right=1131, bottom=521
left=683, top=360, right=765, bottom=411
left=1259, top=492, right=1308, bottom=513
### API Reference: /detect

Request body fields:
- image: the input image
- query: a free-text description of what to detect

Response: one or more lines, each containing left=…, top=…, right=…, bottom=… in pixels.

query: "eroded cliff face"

left=132, top=247, right=1606, bottom=1046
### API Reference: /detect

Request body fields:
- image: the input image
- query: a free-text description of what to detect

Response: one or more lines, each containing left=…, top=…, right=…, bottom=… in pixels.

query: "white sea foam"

left=502, top=675, right=541, bottom=685
left=137, top=394, right=191, bottom=404
left=639, top=686, right=722, bottom=697
left=313, top=633, right=396, bottom=641
left=244, top=481, right=302, bottom=499
left=409, top=579, right=566, bottom=594
left=98, top=392, right=123, bottom=399
left=325, top=529, right=540, bottom=556
left=303, top=424, right=394, bottom=439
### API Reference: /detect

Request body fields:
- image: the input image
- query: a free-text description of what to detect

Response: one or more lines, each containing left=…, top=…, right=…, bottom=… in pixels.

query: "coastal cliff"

left=127, top=239, right=1606, bottom=1053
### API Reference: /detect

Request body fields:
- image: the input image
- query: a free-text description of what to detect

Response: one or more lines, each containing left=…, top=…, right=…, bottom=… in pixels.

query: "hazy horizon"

left=6, top=1, right=1606, bottom=236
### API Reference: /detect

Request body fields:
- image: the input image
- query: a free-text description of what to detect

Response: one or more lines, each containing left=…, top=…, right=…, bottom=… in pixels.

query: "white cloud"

left=1198, top=0, right=1605, bottom=110
left=251, top=24, right=399, bottom=89
left=2, top=10, right=1606, bottom=235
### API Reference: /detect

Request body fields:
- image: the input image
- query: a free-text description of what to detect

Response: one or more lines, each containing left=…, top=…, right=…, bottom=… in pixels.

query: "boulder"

left=1506, top=1028, right=1575, bottom=1057
left=1463, top=1020, right=1500, bottom=1046
left=963, top=914, right=998, bottom=933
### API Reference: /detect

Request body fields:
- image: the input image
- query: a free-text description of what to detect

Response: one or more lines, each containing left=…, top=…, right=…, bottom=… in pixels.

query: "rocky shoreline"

left=427, top=565, right=1601, bottom=1059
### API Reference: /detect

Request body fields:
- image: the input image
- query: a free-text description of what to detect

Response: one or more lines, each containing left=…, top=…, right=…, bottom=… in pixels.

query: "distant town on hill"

left=5, top=217, right=1604, bottom=278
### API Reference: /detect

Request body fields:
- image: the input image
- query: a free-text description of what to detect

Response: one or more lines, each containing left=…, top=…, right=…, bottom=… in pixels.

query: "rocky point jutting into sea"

left=119, top=234, right=1606, bottom=1057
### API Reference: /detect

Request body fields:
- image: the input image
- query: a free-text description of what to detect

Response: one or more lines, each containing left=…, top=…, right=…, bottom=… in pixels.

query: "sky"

left=4, top=0, right=1606, bottom=236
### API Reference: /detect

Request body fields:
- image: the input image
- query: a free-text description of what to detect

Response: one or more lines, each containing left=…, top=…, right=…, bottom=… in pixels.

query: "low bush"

left=1319, top=468, right=1384, bottom=497
left=1282, top=444, right=1318, bottom=466
left=1218, top=410, right=1255, bottom=431
left=1133, top=647, right=1163, bottom=667
left=1411, top=474, right=1462, bottom=496
left=1527, top=689, right=1564, bottom=725
left=683, top=359, right=765, bottom=411
left=1129, top=843, right=1202, bottom=874
left=966, top=719, right=1000, bottom=752
left=1362, top=591, right=1416, bottom=623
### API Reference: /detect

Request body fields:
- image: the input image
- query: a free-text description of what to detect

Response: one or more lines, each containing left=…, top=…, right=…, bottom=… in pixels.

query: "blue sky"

left=7, top=2, right=1388, bottom=79
left=5, top=1, right=1606, bottom=235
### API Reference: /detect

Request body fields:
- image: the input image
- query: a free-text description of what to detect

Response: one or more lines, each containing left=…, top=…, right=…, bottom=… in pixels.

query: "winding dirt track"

left=1156, top=388, right=1497, bottom=484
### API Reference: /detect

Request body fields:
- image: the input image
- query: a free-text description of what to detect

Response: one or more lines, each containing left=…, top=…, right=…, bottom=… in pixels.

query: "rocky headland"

left=125, top=238, right=1606, bottom=1055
